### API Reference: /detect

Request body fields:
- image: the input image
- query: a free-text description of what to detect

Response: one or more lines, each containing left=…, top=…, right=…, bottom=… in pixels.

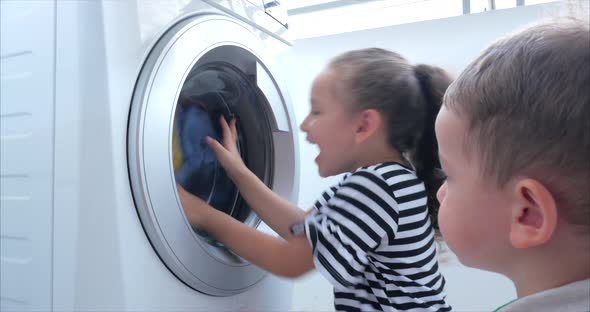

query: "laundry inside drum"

left=172, top=67, right=243, bottom=245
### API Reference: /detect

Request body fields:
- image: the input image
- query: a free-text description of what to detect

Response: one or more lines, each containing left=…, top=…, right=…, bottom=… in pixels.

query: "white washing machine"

left=0, top=0, right=299, bottom=311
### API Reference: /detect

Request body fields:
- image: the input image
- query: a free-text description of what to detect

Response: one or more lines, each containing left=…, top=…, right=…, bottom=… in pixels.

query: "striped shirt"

left=303, top=162, right=451, bottom=312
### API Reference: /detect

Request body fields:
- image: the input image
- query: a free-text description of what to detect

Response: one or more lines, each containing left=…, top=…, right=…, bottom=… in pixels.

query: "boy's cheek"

left=438, top=214, right=472, bottom=265
left=437, top=199, right=467, bottom=256
left=437, top=201, right=453, bottom=239
left=437, top=202, right=451, bottom=237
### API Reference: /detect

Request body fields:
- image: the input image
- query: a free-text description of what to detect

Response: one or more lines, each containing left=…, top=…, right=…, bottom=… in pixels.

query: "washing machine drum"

left=173, top=68, right=243, bottom=217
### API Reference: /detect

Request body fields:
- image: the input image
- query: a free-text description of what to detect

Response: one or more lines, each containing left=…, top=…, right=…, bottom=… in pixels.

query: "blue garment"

left=174, top=102, right=237, bottom=215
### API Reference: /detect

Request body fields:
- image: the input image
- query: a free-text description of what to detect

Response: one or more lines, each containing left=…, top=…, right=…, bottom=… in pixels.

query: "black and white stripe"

left=305, top=162, right=451, bottom=311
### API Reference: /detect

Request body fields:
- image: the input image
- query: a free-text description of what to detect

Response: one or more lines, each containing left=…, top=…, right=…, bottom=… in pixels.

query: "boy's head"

left=435, top=19, right=590, bottom=274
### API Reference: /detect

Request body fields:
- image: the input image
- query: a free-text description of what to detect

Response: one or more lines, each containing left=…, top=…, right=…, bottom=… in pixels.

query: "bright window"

left=284, top=0, right=561, bottom=39
left=286, top=0, right=463, bottom=39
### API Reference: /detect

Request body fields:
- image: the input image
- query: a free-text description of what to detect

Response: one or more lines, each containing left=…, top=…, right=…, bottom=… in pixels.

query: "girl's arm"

left=206, top=116, right=307, bottom=239
left=180, top=186, right=314, bottom=278
left=225, top=162, right=307, bottom=239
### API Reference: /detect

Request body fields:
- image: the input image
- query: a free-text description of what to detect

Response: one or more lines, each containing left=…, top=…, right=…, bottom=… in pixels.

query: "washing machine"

left=0, top=0, right=299, bottom=311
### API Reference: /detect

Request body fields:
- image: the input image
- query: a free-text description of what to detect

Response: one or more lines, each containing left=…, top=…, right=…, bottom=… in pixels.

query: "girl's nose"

left=300, top=116, right=309, bottom=132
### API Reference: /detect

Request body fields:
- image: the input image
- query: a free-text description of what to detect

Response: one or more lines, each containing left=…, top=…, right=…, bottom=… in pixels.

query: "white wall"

left=278, top=3, right=563, bottom=311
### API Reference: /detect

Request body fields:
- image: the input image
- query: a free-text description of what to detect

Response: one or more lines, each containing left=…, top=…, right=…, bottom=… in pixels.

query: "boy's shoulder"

left=496, top=279, right=590, bottom=312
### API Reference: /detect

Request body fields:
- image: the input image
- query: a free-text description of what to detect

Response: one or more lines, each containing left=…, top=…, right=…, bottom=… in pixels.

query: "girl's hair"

left=328, top=48, right=452, bottom=230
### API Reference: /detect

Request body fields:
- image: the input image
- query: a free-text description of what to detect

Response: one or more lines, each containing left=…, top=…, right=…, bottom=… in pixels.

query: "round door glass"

left=173, top=66, right=242, bottom=217
left=172, top=60, right=274, bottom=244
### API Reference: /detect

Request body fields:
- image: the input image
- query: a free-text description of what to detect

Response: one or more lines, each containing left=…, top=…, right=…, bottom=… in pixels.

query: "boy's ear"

left=509, top=178, right=557, bottom=249
left=354, top=109, right=381, bottom=144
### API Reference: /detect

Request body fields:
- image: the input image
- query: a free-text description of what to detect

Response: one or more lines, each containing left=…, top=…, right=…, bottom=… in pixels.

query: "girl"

left=178, top=48, right=453, bottom=311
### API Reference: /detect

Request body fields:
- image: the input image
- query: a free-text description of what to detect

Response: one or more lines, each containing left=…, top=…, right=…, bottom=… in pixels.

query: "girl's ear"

left=354, top=109, right=381, bottom=144
left=509, top=178, right=558, bottom=249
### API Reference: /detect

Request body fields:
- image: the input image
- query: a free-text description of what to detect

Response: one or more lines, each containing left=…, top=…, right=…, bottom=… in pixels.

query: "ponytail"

left=325, top=49, right=452, bottom=230
left=412, top=64, right=453, bottom=230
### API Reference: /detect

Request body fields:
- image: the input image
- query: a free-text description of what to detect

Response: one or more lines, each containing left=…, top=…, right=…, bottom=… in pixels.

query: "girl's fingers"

left=219, top=115, right=230, bottom=134
left=230, top=118, right=237, bottom=141
left=206, top=136, right=224, bottom=155
left=218, top=115, right=234, bottom=146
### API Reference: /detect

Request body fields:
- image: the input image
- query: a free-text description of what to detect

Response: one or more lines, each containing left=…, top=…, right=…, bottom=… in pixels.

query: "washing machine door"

left=127, top=14, right=298, bottom=296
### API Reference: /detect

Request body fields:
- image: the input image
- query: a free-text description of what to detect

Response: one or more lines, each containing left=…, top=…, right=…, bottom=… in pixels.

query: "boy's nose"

left=436, top=182, right=447, bottom=203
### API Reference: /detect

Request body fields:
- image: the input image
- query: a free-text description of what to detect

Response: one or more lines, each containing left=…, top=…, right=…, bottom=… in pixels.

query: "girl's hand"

left=206, top=116, right=245, bottom=178
left=176, top=184, right=209, bottom=228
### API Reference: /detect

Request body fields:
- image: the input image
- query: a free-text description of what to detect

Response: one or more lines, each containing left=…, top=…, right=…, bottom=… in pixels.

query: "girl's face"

left=300, top=69, right=359, bottom=177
